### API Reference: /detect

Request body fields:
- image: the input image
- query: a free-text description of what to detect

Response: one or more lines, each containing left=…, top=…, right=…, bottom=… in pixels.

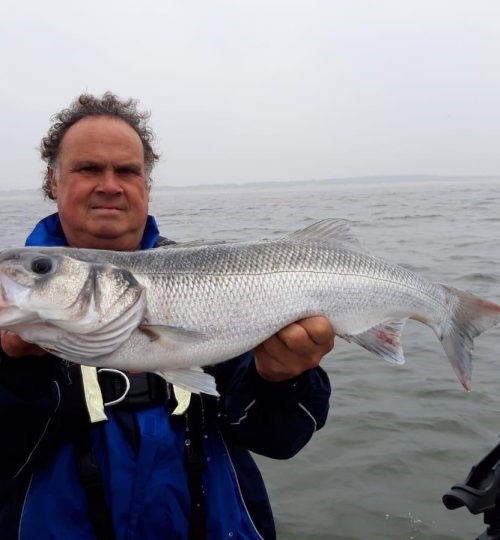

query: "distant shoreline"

left=2, top=174, right=499, bottom=197
left=152, top=174, right=500, bottom=192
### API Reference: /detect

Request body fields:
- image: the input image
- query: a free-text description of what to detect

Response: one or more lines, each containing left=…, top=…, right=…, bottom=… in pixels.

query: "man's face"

left=50, top=116, right=149, bottom=251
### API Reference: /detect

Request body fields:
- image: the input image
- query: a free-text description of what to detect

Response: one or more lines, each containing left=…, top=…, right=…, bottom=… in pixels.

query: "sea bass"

left=0, top=219, right=499, bottom=395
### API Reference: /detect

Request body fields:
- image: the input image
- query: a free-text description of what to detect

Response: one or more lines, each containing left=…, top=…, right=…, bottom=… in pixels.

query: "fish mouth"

left=0, top=280, right=8, bottom=309
left=0, top=276, right=36, bottom=326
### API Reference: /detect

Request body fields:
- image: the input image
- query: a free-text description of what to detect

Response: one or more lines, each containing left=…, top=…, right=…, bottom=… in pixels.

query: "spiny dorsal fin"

left=284, top=219, right=362, bottom=249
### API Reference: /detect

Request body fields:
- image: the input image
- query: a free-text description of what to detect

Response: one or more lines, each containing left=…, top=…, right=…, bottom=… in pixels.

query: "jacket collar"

left=25, top=212, right=160, bottom=250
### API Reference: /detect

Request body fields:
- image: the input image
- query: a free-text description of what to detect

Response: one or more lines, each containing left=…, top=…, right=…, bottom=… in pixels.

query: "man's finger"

left=295, top=317, right=335, bottom=347
left=275, top=323, right=310, bottom=353
left=256, top=334, right=295, bottom=362
left=1, top=331, right=47, bottom=358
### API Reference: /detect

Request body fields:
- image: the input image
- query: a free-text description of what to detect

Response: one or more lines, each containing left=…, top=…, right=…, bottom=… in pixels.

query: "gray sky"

left=2, top=0, right=499, bottom=189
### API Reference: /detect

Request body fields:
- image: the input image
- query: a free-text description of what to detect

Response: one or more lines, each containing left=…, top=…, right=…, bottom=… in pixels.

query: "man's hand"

left=253, top=316, right=334, bottom=382
left=0, top=331, right=47, bottom=358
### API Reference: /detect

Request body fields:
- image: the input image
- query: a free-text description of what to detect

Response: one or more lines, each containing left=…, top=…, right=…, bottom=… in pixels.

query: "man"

left=0, top=93, right=333, bottom=539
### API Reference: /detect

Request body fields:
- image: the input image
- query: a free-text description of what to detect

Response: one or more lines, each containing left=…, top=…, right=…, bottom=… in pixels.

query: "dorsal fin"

left=284, top=219, right=362, bottom=249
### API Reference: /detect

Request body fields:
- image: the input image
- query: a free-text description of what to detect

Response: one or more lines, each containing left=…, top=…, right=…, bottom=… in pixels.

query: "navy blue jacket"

left=0, top=214, right=331, bottom=539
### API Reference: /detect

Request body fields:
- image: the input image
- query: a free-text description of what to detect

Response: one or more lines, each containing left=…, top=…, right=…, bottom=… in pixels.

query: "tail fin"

left=437, top=285, right=500, bottom=390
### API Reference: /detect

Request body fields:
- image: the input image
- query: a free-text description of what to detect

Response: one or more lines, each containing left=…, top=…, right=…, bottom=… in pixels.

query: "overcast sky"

left=2, top=0, right=499, bottom=189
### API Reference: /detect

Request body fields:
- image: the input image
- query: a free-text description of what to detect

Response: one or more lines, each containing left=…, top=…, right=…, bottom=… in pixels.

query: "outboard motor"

left=443, top=439, right=500, bottom=540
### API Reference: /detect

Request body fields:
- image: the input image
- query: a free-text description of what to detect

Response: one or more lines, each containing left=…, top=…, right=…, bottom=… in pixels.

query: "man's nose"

left=97, top=169, right=123, bottom=193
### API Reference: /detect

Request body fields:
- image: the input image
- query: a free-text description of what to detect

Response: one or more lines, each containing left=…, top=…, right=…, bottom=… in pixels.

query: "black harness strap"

left=74, top=430, right=116, bottom=540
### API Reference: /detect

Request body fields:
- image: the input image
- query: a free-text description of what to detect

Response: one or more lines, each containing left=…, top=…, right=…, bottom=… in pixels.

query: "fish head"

left=0, top=249, right=83, bottom=325
left=0, top=248, right=146, bottom=337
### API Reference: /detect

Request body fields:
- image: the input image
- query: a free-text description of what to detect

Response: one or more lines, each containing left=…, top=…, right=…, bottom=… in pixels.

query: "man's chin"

left=69, top=228, right=141, bottom=251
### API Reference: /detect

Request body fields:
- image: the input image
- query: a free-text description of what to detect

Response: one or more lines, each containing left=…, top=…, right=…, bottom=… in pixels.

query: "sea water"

left=1, top=177, right=499, bottom=539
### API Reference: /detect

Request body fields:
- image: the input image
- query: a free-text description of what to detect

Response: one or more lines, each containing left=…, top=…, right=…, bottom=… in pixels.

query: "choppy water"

left=1, top=178, right=500, bottom=539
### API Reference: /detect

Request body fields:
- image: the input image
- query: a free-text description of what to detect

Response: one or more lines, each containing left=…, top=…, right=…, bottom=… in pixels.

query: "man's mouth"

left=91, top=206, right=125, bottom=213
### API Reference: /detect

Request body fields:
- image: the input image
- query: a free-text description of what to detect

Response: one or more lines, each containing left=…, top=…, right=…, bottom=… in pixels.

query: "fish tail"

left=437, top=284, right=500, bottom=390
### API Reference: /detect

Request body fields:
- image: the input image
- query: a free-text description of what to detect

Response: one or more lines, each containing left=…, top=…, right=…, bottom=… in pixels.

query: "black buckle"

left=97, top=369, right=170, bottom=409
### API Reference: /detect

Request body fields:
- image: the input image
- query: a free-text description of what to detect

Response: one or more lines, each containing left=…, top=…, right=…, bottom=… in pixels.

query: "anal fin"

left=346, top=319, right=407, bottom=365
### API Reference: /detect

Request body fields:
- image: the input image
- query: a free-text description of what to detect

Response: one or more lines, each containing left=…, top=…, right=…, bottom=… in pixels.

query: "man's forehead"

left=60, top=116, right=143, bottom=150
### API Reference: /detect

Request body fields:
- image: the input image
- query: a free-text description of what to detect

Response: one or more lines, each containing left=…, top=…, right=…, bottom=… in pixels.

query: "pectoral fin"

left=345, top=319, right=407, bottom=365
left=140, top=324, right=206, bottom=346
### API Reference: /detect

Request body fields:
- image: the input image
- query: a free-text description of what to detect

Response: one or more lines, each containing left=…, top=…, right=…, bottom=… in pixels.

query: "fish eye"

left=31, top=256, right=53, bottom=275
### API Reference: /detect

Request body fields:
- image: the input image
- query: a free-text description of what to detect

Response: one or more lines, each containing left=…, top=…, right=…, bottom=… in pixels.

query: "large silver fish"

left=0, top=219, right=499, bottom=395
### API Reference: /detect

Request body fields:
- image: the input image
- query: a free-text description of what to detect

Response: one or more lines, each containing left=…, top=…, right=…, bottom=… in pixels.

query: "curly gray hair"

left=40, top=92, right=160, bottom=199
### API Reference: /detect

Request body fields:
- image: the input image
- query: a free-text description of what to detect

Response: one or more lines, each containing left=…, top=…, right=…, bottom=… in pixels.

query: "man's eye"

left=80, top=165, right=99, bottom=173
left=117, top=168, right=139, bottom=176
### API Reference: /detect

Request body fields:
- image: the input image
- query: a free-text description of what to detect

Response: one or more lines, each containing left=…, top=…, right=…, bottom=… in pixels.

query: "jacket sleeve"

left=0, top=350, right=63, bottom=481
left=213, top=352, right=331, bottom=459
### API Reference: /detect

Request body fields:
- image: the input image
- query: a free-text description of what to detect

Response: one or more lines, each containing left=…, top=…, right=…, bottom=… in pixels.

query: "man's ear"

left=48, top=168, right=58, bottom=199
